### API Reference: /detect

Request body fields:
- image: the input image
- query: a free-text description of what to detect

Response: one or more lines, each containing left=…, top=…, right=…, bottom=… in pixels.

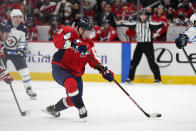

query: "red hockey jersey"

left=52, top=25, right=100, bottom=77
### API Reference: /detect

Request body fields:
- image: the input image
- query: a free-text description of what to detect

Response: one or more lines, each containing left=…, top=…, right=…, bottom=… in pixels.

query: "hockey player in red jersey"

left=44, top=18, right=114, bottom=119
left=0, top=19, right=13, bottom=84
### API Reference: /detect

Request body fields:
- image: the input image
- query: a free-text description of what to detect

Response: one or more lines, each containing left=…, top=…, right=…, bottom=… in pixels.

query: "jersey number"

left=57, top=28, right=63, bottom=34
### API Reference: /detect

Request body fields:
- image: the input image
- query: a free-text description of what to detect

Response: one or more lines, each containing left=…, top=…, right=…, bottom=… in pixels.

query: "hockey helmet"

left=190, top=13, right=196, bottom=24
left=10, top=9, right=23, bottom=19
left=77, top=17, right=93, bottom=31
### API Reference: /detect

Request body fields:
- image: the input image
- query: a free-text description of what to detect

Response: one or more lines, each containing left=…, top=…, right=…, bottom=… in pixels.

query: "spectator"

left=174, top=10, right=189, bottom=26
left=71, top=11, right=81, bottom=27
left=27, top=17, right=38, bottom=41
left=152, top=5, right=168, bottom=41
left=176, top=0, right=194, bottom=18
left=96, top=0, right=107, bottom=15
left=41, top=13, right=51, bottom=25
left=178, top=0, right=194, bottom=10
left=90, top=18, right=101, bottom=41
left=40, top=0, right=56, bottom=14
left=61, top=8, right=72, bottom=25
left=112, top=0, right=123, bottom=16
left=0, top=2, right=8, bottom=17
left=8, top=0, right=22, bottom=9
left=72, top=2, right=80, bottom=19
left=20, top=4, right=27, bottom=21
left=166, top=8, right=175, bottom=25
left=33, top=8, right=42, bottom=25
left=84, top=0, right=95, bottom=18
left=48, top=18, right=60, bottom=40
left=126, top=28, right=136, bottom=41
left=53, top=0, right=72, bottom=20
left=26, top=0, right=40, bottom=9
left=164, top=0, right=173, bottom=12
left=100, top=19, right=118, bottom=41
left=97, top=3, right=116, bottom=28
left=4, top=8, right=12, bottom=21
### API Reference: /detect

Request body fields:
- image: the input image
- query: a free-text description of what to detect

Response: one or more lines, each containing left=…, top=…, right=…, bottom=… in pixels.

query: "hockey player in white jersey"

left=2, top=9, right=37, bottom=99
left=175, top=13, right=196, bottom=49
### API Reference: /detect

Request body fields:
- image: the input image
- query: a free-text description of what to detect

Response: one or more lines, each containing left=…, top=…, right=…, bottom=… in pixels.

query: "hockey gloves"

left=96, top=65, right=114, bottom=82
left=17, top=45, right=27, bottom=57
left=71, top=40, right=89, bottom=55
left=0, top=67, right=13, bottom=84
left=175, top=33, right=189, bottom=49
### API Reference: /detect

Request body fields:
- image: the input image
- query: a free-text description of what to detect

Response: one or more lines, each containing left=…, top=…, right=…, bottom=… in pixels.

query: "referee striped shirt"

left=120, top=20, right=164, bottom=42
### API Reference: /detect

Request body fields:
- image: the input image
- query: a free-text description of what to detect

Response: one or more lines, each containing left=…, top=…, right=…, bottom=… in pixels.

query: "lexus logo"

left=154, top=48, right=173, bottom=68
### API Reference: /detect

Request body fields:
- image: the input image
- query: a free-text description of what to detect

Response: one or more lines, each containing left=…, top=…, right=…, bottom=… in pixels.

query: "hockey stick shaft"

left=0, top=59, right=28, bottom=116
left=87, top=55, right=150, bottom=117
left=6, top=51, right=50, bottom=59
left=8, top=83, right=24, bottom=116
left=182, top=48, right=196, bottom=74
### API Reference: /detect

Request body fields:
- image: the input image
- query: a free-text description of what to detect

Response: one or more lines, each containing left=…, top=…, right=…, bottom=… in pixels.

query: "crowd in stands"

left=0, top=0, right=196, bottom=41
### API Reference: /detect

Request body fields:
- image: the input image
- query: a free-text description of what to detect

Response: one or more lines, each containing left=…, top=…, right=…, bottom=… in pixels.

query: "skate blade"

left=79, top=117, right=87, bottom=122
left=41, top=109, right=60, bottom=117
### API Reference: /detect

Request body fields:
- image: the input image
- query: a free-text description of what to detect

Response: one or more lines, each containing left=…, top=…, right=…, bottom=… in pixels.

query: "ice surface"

left=0, top=81, right=196, bottom=131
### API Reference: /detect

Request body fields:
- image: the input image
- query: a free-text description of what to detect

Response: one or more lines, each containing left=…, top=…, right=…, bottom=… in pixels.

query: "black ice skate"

left=124, top=78, right=132, bottom=85
left=79, top=106, right=87, bottom=119
left=154, top=79, right=162, bottom=84
left=43, top=105, right=60, bottom=117
left=26, top=86, right=37, bottom=99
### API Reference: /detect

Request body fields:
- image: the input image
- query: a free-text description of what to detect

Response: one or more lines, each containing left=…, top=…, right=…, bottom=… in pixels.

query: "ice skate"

left=26, top=86, right=37, bottom=99
left=124, top=78, right=132, bottom=85
left=154, top=79, right=162, bottom=84
left=43, top=105, right=60, bottom=117
left=79, top=106, right=87, bottom=120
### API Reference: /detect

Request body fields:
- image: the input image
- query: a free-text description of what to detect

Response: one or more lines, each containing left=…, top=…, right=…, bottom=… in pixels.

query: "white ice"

left=0, top=81, right=196, bottom=131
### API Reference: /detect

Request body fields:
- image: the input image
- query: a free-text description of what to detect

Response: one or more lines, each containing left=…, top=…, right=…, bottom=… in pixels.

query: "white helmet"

left=190, top=13, right=196, bottom=24
left=10, top=9, right=23, bottom=19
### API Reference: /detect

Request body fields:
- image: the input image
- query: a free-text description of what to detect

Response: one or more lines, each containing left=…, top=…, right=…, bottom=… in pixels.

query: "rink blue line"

left=121, top=43, right=131, bottom=82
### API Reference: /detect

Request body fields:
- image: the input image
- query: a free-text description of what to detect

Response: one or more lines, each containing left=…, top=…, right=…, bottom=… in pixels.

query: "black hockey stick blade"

left=21, top=110, right=31, bottom=116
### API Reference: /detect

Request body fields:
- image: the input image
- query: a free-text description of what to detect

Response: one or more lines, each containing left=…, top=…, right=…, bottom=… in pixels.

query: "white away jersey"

left=183, top=26, right=196, bottom=42
left=5, top=21, right=28, bottom=50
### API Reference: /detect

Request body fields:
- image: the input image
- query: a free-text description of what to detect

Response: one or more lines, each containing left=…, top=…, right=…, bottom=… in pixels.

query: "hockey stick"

left=87, top=55, right=162, bottom=118
left=0, top=59, right=30, bottom=116
left=6, top=50, right=50, bottom=59
left=182, top=47, right=196, bottom=75
left=8, top=83, right=31, bottom=116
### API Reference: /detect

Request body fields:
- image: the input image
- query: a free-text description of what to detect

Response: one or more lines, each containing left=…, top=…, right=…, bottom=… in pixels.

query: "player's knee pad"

left=62, top=96, right=74, bottom=107
left=64, top=77, right=79, bottom=97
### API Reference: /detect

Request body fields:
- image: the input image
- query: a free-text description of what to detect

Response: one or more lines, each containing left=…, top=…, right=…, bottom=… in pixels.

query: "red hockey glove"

left=0, top=67, right=13, bottom=84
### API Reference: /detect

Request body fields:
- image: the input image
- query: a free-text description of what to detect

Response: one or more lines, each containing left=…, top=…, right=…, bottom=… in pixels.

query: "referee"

left=117, top=11, right=164, bottom=84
